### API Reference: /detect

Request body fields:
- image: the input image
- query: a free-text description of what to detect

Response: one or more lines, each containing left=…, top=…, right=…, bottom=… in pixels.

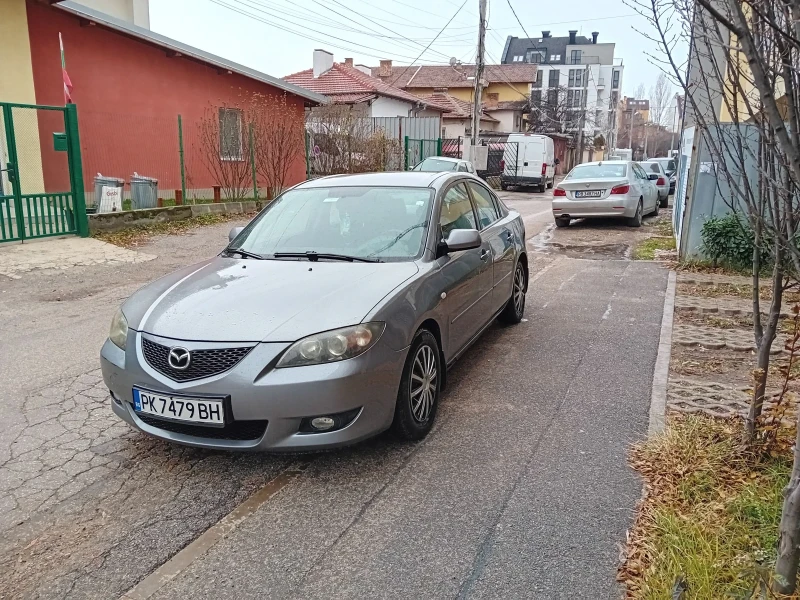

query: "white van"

left=501, top=134, right=556, bottom=192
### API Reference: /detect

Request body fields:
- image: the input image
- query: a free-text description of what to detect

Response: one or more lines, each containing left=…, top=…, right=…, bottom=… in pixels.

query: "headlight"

left=109, top=308, right=129, bottom=350
left=276, top=323, right=385, bottom=368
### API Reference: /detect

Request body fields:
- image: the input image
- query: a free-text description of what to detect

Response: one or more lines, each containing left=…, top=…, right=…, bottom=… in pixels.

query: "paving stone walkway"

left=675, top=294, right=790, bottom=318
left=673, top=323, right=786, bottom=353
left=677, top=272, right=760, bottom=287
left=668, top=377, right=792, bottom=420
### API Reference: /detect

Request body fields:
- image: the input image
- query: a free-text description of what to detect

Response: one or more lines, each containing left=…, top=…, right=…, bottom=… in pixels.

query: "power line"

left=389, top=0, right=469, bottom=86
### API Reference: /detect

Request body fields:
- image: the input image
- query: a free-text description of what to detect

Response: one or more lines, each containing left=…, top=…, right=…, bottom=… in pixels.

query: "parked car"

left=501, top=133, right=556, bottom=192
left=638, top=160, right=670, bottom=207
left=101, top=172, right=528, bottom=451
left=552, top=160, right=660, bottom=228
left=413, top=156, right=476, bottom=174
left=650, top=156, right=677, bottom=195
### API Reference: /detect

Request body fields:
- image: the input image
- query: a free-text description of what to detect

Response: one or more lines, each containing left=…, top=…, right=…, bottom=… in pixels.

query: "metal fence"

left=441, top=137, right=463, bottom=159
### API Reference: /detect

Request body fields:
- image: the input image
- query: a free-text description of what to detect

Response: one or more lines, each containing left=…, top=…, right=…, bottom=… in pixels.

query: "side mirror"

left=229, top=226, right=244, bottom=243
left=648, top=173, right=659, bottom=181
left=444, top=229, right=482, bottom=252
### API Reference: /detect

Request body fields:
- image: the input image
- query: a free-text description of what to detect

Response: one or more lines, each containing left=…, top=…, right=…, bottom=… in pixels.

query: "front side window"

left=231, top=186, right=433, bottom=261
left=467, top=182, right=500, bottom=229
left=219, top=108, right=243, bottom=161
left=439, top=183, right=477, bottom=237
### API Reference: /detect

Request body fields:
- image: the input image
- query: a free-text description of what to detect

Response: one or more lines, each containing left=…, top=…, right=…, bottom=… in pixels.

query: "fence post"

left=419, top=138, right=424, bottom=163
left=178, top=114, right=187, bottom=205
left=64, top=103, right=89, bottom=237
left=404, top=135, right=409, bottom=170
left=305, top=130, right=311, bottom=179
left=249, top=122, right=258, bottom=200
left=437, top=137, right=442, bottom=157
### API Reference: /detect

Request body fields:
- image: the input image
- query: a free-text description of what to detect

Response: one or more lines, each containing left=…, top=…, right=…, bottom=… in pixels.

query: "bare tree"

left=250, top=92, right=305, bottom=199
left=196, top=103, right=253, bottom=202
left=628, top=0, right=800, bottom=592
left=649, top=72, right=672, bottom=127
left=633, top=82, right=647, bottom=101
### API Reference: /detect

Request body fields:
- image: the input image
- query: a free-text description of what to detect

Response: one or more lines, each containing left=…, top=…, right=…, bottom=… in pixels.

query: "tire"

left=501, top=183, right=508, bottom=191
left=538, top=183, right=547, bottom=193
left=499, top=260, right=527, bottom=324
left=660, top=195, right=669, bottom=208
left=546, top=178, right=554, bottom=189
left=627, top=200, right=643, bottom=227
left=555, top=216, right=570, bottom=227
left=391, top=330, right=441, bottom=441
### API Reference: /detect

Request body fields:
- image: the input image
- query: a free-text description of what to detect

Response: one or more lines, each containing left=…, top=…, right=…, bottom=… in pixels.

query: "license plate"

left=574, top=190, right=603, bottom=198
left=132, top=388, right=225, bottom=426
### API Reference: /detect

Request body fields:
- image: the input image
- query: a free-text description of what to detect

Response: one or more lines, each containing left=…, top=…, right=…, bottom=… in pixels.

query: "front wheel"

left=499, top=261, right=527, bottom=324
left=392, top=330, right=441, bottom=441
left=627, top=200, right=643, bottom=227
left=660, top=195, right=669, bottom=208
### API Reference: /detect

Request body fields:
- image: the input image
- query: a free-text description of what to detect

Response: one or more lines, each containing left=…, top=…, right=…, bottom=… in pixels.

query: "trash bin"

left=130, top=172, right=158, bottom=209
left=93, top=174, right=124, bottom=211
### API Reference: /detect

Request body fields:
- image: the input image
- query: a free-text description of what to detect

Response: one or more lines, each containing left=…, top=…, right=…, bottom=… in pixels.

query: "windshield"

left=230, top=186, right=433, bottom=262
left=414, top=158, right=458, bottom=172
left=567, top=163, right=627, bottom=179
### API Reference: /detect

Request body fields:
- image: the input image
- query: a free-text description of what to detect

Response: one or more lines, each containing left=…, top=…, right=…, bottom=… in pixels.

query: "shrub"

left=700, top=213, right=767, bottom=270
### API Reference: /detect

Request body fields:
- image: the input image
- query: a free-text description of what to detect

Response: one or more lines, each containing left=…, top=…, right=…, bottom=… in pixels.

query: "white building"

left=502, top=30, right=624, bottom=159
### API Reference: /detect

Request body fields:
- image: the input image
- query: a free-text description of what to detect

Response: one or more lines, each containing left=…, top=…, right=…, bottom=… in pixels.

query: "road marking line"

left=120, top=461, right=310, bottom=600
left=648, top=270, right=676, bottom=436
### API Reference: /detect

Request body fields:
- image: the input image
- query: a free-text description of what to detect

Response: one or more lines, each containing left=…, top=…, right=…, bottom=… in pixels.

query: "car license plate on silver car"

left=574, top=190, right=603, bottom=198
left=133, top=388, right=225, bottom=426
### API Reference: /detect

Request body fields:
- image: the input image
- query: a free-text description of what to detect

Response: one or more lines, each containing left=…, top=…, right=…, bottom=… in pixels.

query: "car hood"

left=124, top=257, right=419, bottom=342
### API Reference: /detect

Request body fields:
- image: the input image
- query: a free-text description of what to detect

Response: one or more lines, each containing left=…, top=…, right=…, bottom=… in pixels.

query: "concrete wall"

left=369, top=96, right=412, bottom=117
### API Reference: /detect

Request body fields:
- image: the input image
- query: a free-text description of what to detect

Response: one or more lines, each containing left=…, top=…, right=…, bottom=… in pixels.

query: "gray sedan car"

left=101, top=172, right=528, bottom=451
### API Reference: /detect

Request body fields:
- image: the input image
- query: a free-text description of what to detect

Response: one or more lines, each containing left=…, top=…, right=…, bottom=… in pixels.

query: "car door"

left=466, top=180, right=515, bottom=311
left=631, top=163, right=653, bottom=210
left=436, top=181, right=494, bottom=356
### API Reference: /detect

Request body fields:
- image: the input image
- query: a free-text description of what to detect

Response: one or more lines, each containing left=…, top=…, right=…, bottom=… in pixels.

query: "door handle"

left=505, top=231, right=513, bottom=241
left=480, top=249, right=490, bottom=261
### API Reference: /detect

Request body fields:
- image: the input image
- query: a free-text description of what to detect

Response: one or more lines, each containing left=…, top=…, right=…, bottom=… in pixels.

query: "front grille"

left=142, top=338, right=253, bottom=382
left=137, top=413, right=268, bottom=441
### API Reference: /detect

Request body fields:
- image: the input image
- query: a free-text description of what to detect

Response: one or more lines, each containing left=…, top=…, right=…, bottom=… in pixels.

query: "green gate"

left=404, top=136, right=442, bottom=170
left=0, top=102, right=88, bottom=243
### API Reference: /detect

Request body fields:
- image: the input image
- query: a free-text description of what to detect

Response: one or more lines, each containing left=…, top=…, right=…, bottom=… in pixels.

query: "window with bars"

left=548, top=69, right=560, bottom=87
left=219, top=108, right=243, bottom=161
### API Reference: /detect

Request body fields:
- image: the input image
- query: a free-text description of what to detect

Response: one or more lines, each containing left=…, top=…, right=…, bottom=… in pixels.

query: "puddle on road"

left=528, top=223, right=631, bottom=260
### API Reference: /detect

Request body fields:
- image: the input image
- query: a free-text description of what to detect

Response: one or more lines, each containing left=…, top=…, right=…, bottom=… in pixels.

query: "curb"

left=648, top=270, right=676, bottom=436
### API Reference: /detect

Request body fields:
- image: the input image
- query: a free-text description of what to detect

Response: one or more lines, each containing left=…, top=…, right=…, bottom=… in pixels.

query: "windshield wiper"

left=273, top=251, right=382, bottom=263
left=223, top=248, right=265, bottom=260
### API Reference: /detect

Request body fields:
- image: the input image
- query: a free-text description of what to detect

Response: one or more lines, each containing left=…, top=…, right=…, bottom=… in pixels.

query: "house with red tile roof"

left=422, top=93, right=499, bottom=139
left=284, top=50, right=450, bottom=118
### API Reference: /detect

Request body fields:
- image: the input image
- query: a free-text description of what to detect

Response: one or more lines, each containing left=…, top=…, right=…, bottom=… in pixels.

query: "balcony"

left=567, top=55, right=601, bottom=65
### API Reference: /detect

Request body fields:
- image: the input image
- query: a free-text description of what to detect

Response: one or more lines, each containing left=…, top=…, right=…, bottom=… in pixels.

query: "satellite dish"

left=449, top=57, right=457, bottom=67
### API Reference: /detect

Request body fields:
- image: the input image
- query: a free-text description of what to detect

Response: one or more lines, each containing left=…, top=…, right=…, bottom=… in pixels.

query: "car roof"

left=297, top=171, right=454, bottom=189
left=421, top=156, right=461, bottom=163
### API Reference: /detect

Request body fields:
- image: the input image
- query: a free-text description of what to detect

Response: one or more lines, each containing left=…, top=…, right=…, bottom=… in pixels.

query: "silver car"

left=638, top=160, right=670, bottom=207
left=552, top=160, right=659, bottom=228
left=101, top=172, right=528, bottom=451
left=413, top=156, right=476, bottom=174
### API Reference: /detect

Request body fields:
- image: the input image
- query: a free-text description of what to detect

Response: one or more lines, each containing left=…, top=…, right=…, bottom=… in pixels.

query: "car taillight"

left=657, top=177, right=665, bottom=185
left=500, top=159, right=505, bottom=170
left=610, top=184, right=630, bottom=194
left=541, top=163, right=547, bottom=175
left=553, top=187, right=566, bottom=196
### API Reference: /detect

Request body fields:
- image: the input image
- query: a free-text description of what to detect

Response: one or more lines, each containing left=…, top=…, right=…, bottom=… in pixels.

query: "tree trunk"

left=775, top=417, right=800, bottom=593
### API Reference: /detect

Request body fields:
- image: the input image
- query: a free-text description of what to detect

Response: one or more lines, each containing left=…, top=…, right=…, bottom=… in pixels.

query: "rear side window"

left=467, top=182, right=500, bottom=228
left=440, top=183, right=477, bottom=237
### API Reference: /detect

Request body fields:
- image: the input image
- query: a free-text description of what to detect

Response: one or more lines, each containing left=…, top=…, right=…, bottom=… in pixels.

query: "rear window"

left=567, top=163, right=627, bottom=179
left=643, top=163, right=661, bottom=173
left=413, top=158, right=457, bottom=172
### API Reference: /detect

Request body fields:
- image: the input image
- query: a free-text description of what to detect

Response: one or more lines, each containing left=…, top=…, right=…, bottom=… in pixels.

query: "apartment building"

left=501, top=30, right=624, bottom=156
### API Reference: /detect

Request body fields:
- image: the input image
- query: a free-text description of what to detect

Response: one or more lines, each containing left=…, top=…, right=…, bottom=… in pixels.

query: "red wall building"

left=24, top=1, right=324, bottom=202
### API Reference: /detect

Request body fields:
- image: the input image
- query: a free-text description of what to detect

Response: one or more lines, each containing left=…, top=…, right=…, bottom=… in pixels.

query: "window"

left=531, top=90, right=542, bottom=105
left=532, top=71, right=542, bottom=88
left=513, top=55, right=523, bottom=62
left=439, top=183, right=477, bottom=237
left=219, top=108, right=243, bottom=161
left=526, top=49, right=546, bottom=64
left=567, top=163, right=627, bottom=179
left=644, top=163, right=661, bottom=174
left=567, top=89, right=582, bottom=108
left=548, top=69, right=560, bottom=87
left=612, top=70, right=620, bottom=89
left=632, top=164, right=648, bottom=179
left=568, top=69, right=584, bottom=88
left=467, top=182, right=500, bottom=229
left=550, top=54, right=561, bottom=61
left=570, top=50, right=582, bottom=65
left=547, top=88, right=558, bottom=106
left=457, top=163, right=469, bottom=172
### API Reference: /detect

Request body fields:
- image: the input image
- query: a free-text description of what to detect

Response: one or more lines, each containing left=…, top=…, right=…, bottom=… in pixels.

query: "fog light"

left=311, top=416, right=335, bottom=431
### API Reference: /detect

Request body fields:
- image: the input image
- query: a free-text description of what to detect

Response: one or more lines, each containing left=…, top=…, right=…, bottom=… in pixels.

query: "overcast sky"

left=149, top=0, right=688, bottom=99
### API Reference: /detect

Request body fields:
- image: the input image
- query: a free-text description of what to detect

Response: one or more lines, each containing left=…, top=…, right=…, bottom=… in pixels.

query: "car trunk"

left=557, top=178, right=629, bottom=200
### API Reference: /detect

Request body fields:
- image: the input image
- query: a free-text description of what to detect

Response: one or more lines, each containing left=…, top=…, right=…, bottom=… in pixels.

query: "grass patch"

left=633, top=236, right=677, bottom=260
left=92, top=212, right=254, bottom=249
left=648, top=217, right=674, bottom=237
left=622, top=415, right=794, bottom=598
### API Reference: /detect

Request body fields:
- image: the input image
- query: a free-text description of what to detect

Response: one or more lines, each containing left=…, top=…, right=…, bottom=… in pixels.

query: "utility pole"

left=576, top=62, right=590, bottom=162
left=471, top=0, right=487, bottom=147
left=628, top=109, right=635, bottom=149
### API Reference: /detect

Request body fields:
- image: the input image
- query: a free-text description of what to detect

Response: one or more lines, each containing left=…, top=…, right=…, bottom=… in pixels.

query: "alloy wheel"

left=410, top=344, right=437, bottom=423
left=513, top=265, right=526, bottom=316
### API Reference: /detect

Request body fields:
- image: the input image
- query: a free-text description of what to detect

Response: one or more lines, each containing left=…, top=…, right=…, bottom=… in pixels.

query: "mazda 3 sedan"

left=101, top=172, right=528, bottom=451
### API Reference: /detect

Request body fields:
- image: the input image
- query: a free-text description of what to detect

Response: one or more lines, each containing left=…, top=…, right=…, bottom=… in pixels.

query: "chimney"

left=313, top=49, right=333, bottom=78
left=568, top=30, right=577, bottom=44
left=541, top=30, right=550, bottom=38
left=486, top=92, right=499, bottom=110
left=343, top=57, right=353, bottom=67
left=378, top=59, right=393, bottom=78
left=591, top=31, right=599, bottom=44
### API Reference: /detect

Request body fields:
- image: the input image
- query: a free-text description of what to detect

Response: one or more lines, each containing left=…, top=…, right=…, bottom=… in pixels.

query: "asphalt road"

left=0, top=188, right=669, bottom=599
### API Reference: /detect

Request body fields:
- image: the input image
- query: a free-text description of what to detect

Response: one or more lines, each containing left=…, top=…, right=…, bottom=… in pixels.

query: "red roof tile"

left=420, top=93, right=498, bottom=122
left=372, top=64, right=538, bottom=89
left=283, top=63, right=450, bottom=111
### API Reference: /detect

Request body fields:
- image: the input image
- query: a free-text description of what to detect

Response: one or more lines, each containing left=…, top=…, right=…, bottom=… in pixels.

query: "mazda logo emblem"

left=168, top=347, right=191, bottom=371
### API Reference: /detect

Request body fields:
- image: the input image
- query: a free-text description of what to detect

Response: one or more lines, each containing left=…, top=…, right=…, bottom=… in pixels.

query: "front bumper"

left=552, top=196, right=638, bottom=219
left=100, top=331, right=407, bottom=451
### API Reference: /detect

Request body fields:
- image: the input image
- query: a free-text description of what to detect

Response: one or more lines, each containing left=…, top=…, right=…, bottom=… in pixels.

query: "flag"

left=59, top=33, right=73, bottom=104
